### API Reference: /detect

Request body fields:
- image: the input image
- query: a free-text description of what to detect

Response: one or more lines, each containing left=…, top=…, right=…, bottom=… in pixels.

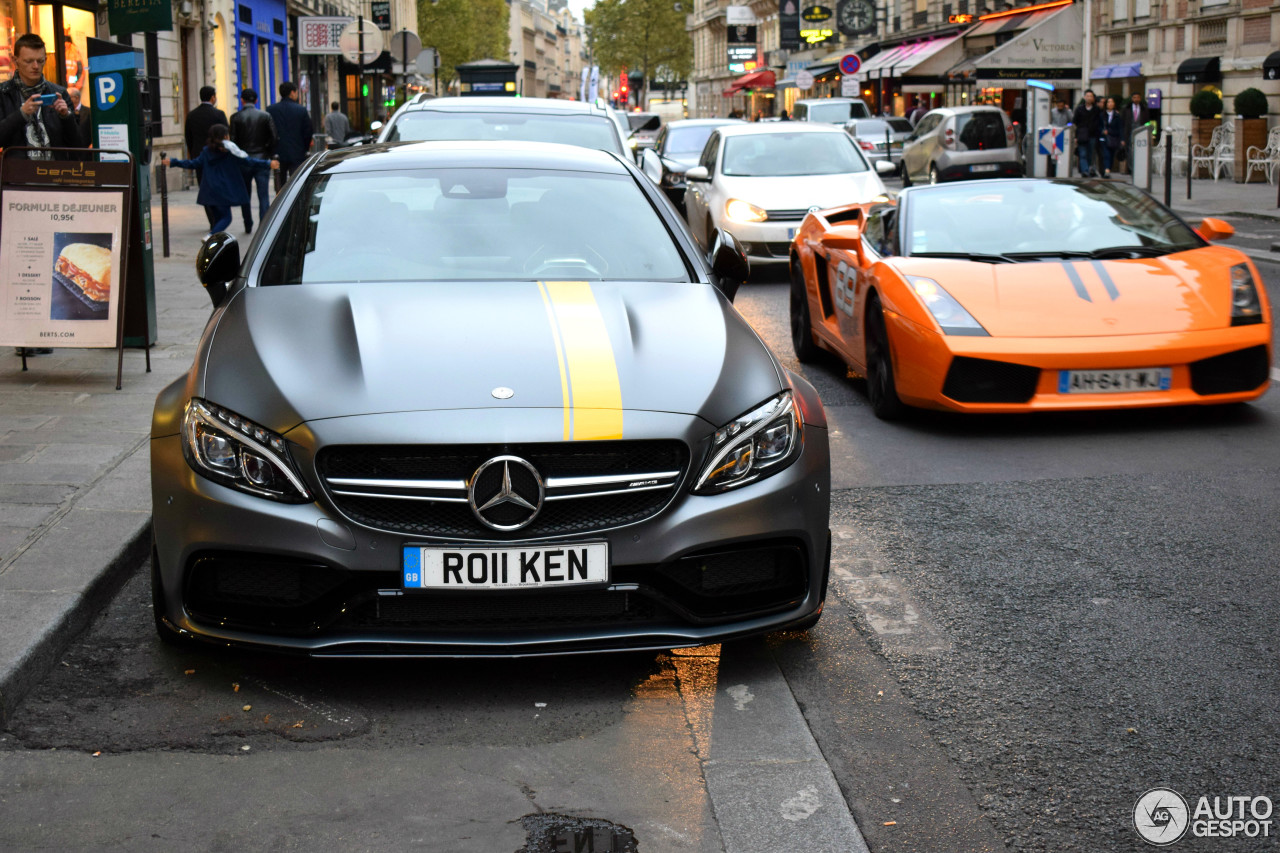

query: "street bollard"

left=1186, top=129, right=1192, bottom=201
left=157, top=159, right=170, bottom=259
left=1164, top=130, right=1173, bottom=208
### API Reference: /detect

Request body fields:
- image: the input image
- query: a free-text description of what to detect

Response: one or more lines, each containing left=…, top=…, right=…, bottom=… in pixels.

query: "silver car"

left=843, top=117, right=914, bottom=173
left=900, top=105, right=1023, bottom=185
left=149, top=140, right=832, bottom=656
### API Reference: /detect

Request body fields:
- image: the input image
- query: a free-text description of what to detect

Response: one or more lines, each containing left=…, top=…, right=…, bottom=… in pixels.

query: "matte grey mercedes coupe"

left=150, top=140, right=831, bottom=655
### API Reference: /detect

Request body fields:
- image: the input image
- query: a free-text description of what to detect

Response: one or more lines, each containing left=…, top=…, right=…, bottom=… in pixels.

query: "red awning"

left=723, top=69, right=776, bottom=96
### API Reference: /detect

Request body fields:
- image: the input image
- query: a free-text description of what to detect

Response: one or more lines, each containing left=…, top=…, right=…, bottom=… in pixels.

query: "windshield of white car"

left=260, top=168, right=691, bottom=284
left=384, top=112, right=624, bottom=155
left=722, top=132, right=870, bottom=177
left=905, top=181, right=1203, bottom=258
left=666, top=125, right=721, bottom=155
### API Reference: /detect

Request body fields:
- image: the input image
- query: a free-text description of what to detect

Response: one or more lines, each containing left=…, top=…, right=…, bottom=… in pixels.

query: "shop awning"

left=859, top=44, right=913, bottom=79
left=807, top=61, right=840, bottom=80
left=895, top=34, right=964, bottom=79
left=723, top=69, right=777, bottom=95
left=1262, top=51, right=1280, bottom=81
left=953, top=3, right=1082, bottom=85
left=1176, top=56, right=1220, bottom=84
left=1090, top=62, right=1142, bottom=79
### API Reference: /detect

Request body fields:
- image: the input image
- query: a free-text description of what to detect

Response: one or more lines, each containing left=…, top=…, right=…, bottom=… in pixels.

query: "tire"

left=928, top=164, right=940, bottom=185
left=789, top=257, right=822, bottom=363
left=864, top=298, right=908, bottom=421
left=901, top=162, right=913, bottom=187
left=151, top=538, right=186, bottom=646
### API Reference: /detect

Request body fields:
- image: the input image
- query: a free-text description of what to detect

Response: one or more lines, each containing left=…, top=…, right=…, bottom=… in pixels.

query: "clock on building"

left=837, top=0, right=877, bottom=35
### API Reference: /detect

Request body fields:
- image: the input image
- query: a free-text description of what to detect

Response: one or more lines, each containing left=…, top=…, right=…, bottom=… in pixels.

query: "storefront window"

left=26, top=3, right=92, bottom=87
left=0, top=0, right=18, bottom=84
left=61, top=6, right=89, bottom=86
left=239, top=33, right=251, bottom=94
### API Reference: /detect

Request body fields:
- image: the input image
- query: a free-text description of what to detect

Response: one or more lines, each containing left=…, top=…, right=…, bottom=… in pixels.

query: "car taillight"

left=858, top=140, right=876, bottom=151
left=1006, top=122, right=1016, bottom=145
left=941, top=126, right=955, bottom=149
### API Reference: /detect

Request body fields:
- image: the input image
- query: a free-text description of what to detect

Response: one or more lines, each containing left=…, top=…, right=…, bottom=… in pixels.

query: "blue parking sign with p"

left=94, top=73, right=123, bottom=112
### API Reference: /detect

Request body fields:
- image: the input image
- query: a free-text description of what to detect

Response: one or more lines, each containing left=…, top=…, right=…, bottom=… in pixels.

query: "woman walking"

left=161, top=124, right=276, bottom=233
left=1099, top=97, right=1125, bottom=179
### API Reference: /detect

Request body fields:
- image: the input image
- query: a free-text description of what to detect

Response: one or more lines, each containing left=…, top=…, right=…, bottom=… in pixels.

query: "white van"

left=793, top=97, right=873, bottom=124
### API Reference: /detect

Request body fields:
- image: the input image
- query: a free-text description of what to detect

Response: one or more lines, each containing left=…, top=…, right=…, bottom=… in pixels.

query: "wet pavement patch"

left=516, top=813, right=639, bottom=853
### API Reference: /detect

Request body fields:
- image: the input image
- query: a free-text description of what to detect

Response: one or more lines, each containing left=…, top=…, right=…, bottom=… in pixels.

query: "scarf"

left=18, top=79, right=54, bottom=160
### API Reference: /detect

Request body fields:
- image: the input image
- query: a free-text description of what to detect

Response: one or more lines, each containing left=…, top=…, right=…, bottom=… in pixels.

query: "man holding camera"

left=0, top=33, right=84, bottom=160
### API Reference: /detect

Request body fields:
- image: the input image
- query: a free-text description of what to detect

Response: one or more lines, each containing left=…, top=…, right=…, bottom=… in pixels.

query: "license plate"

left=787, top=228, right=797, bottom=238
left=971, top=164, right=999, bottom=173
left=1058, top=368, right=1172, bottom=394
left=402, top=542, right=609, bottom=590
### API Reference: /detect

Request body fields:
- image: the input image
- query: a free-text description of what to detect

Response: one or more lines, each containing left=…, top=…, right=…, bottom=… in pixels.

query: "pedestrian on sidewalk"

left=0, top=33, right=83, bottom=159
left=1100, top=96, right=1124, bottom=178
left=229, top=88, right=276, bottom=233
left=1072, top=89, right=1101, bottom=177
left=323, top=101, right=351, bottom=149
left=184, top=85, right=229, bottom=227
left=1050, top=98, right=1071, bottom=127
left=266, top=81, right=314, bottom=190
left=161, top=124, right=277, bottom=235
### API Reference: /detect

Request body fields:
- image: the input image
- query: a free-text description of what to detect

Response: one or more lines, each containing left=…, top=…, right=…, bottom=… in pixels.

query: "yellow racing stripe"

left=540, top=281, right=624, bottom=441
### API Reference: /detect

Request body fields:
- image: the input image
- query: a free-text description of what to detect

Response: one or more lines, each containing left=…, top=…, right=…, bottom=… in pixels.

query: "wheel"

left=928, top=164, right=940, bottom=185
left=864, top=298, right=908, bottom=421
left=789, top=257, right=822, bottom=363
left=151, top=538, right=186, bottom=646
left=901, top=162, right=913, bottom=187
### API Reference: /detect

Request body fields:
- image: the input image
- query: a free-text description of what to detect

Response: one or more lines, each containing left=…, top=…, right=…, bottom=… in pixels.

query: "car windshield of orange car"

left=905, top=181, right=1203, bottom=259
left=384, top=112, right=623, bottom=155
left=721, top=132, right=870, bottom=177
left=258, top=168, right=691, bottom=284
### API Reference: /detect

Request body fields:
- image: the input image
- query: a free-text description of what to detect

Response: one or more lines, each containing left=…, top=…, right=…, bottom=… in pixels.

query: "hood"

left=202, top=281, right=784, bottom=435
left=898, top=248, right=1242, bottom=338
left=722, top=172, right=886, bottom=209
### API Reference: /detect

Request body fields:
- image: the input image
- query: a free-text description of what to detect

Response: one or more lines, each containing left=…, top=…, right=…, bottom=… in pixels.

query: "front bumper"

left=722, top=219, right=806, bottom=267
left=151, top=408, right=831, bottom=655
left=887, top=312, right=1272, bottom=413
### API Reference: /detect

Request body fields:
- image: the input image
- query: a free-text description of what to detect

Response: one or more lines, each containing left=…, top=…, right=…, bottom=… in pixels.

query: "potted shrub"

left=1233, top=88, right=1269, bottom=182
left=1189, top=89, right=1222, bottom=177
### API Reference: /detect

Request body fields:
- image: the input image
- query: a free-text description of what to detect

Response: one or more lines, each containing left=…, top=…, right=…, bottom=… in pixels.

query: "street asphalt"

left=0, top=164, right=1277, bottom=833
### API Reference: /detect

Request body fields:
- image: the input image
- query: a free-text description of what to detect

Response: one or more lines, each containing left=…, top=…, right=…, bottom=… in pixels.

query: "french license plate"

left=971, top=164, right=999, bottom=173
left=1058, top=368, right=1172, bottom=394
left=402, top=542, right=609, bottom=590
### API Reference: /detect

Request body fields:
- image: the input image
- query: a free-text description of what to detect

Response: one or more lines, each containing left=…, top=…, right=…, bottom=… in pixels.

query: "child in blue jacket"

left=161, top=124, right=276, bottom=233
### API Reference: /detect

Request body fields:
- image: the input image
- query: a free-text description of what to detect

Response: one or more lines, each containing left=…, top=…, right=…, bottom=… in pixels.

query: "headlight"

left=181, top=399, right=311, bottom=503
left=694, top=392, right=801, bottom=494
left=661, top=169, right=686, bottom=187
left=1230, top=263, right=1263, bottom=326
left=907, top=275, right=988, bottom=336
left=725, top=199, right=768, bottom=223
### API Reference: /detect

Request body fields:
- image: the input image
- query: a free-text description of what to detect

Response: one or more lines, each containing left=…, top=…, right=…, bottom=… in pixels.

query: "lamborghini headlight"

left=907, top=275, right=988, bottom=336
left=694, top=392, right=801, bottom=494
left=181, top=399, right=311, bottom=503
left=1230, top=263, right=1263, bottom=326
left=725, top=198, right=768, bottom=223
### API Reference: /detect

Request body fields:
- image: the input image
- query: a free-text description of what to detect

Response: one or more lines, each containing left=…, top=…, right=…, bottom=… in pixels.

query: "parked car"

left=149, top=140, right=832, bottom=655
left=788, top=179, right=1270, bottom=419
left=640, top=118, right=743, bottom=212
left=792, top=97, right=873, bottom=124
left=900, top=105, right=1022, bottom=185
left=377, top=95, right=627, bottom=157
left=842, top=117, right=914, bottom=174
left=683, top=123, right=894, bottom=272
left=626, top=111, right=662, bottom=160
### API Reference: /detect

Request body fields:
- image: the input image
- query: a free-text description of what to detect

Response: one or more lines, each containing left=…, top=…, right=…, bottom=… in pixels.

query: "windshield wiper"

left=909, top=251, right=1015, bottom=264
left=1002, top=250, right=1095, bottom=260
left=1086, top=245, right=1171, bottom=259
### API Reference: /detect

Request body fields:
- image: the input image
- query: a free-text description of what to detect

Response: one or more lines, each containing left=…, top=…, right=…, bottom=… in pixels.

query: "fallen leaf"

left=184, top=669, right=195, bottom=675
left=92, top=751, right=101, bottom=757
left=233, top=683, right=240, bottom=693
left=1127, top=727, right=1137, bottom=734
left=877, top=690, right=884, bottom=696
left=242, top=705, right=252, bottom=712
left=291, top=721, right=304, bottom=729
left=262, top=714, right=271, bottom=724
left=240, top=745, right=251, bottom=752
left=883, top=821, right=897, bottom=826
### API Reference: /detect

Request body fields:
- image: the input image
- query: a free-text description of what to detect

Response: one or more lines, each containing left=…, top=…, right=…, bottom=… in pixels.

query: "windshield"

left=722, top=132, right=869, bottom=177
left=260, top=168, right=690, bottom=284
left=666, top=124, right=720, bottom=155
left=384, top=111, right=624, bottom=155
left=905, top=181, right=1203, bottom=258
left=806, top=102, right=855, bottom=123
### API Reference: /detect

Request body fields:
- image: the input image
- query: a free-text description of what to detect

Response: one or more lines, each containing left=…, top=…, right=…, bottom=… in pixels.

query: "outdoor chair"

left=1244, top=126, right=1280, bottom=185
left=1191, top=123, right=1233, bottom=181
left=1157, top=126, right=1190, bottom=177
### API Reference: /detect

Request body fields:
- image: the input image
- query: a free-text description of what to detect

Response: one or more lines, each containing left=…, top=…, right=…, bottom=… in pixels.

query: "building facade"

left=508, top=0, right=588, bottom=99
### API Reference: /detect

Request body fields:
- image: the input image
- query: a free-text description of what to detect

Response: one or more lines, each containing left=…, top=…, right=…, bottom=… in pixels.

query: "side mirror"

left=1198, top=217, right=1233, bottom=241
left=819, top=224, right=866, bottom=265
left=709, top=229, right=750, bottom=300
left=875, top=160, right=897, bottom=176
left=685, top=166, right=710, bottom=182
left=196, top=232, right=240, bottom=308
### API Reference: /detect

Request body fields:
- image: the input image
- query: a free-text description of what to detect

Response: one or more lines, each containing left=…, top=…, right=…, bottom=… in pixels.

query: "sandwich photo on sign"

left=50, top=233, right=112, bottom=319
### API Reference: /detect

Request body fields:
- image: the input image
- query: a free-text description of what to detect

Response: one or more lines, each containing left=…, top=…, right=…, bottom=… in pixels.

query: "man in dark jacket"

left=229, top=88, right=276, bottom=233
left=0, top=33, right=84, bottom=159
left=1121, top=92, right=1150, bottom=174
left=1072, top=89, right=1102, bottom=177
left=265, top=81, right=314, bottom=190
left=184, top=86, right=229, bottom=226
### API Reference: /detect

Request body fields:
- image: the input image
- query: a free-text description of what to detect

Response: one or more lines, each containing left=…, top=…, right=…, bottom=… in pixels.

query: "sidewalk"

left=1144, top=172, right=1280, bottom=222
left=0, top=187, right=223, bottom=725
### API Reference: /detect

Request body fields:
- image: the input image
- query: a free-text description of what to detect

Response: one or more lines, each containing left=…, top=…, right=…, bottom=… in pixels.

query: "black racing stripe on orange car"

left=1090, top=260, right=1121, bottom=301
left=1062, top=262, right=1092, bottom=302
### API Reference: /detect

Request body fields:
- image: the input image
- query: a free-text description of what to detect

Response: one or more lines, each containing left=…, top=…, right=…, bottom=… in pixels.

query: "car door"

left=903, top=114, right=938, bottom=179
left=683, top=131, right=720, bottom=248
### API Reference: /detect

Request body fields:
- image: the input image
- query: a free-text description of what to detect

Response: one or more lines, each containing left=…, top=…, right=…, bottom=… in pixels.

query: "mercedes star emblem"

left=468, top=456, right=545, bottom=531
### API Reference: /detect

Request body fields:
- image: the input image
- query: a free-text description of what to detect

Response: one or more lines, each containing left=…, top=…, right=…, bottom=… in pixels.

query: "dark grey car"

left=150, top=141, right=831, bottom=656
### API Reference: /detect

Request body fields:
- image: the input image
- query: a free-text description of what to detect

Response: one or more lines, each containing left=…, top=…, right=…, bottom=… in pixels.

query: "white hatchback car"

left=683, top=123, right=894, bottom=271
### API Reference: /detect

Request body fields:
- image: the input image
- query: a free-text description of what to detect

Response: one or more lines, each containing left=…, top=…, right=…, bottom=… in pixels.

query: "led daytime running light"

left=182, top=399, right=311, bottom=501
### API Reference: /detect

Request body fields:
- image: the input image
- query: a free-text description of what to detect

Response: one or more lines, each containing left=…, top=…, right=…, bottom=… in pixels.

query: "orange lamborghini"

left=788, top=179, right=1272, bottom=419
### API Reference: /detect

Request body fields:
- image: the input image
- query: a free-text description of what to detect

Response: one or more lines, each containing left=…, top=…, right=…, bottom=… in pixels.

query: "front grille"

left=765, top=208, right=811, bottom=221
left=344, top=589, right=671, bottom=631
left=942, top=356, right=1040, bottom=403
left=318, top=441, right=689, bottom=540
left=1190, top=345, right=1270, bottom=395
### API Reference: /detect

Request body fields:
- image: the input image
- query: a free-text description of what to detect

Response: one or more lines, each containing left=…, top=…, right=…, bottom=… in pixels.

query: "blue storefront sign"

left=234, top=0, right=289, bottom=104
